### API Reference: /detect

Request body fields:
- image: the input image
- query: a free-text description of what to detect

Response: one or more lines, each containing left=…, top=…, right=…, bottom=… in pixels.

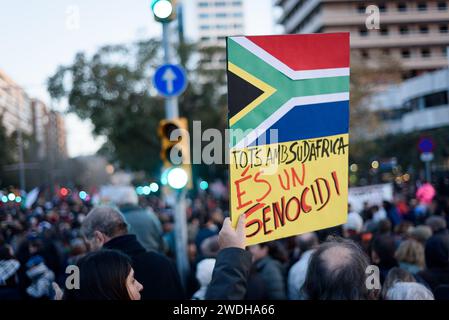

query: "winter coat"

left=103, top=234, right=184, bottom=300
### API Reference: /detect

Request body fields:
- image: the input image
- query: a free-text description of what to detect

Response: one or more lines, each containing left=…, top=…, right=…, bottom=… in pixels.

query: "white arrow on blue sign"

left=153, top=64, right=188, bottom=97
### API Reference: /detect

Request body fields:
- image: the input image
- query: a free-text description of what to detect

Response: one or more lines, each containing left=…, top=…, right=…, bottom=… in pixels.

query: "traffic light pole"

left=161, top=21, right=189, bottom=288
left=162, top=22, right=179, bottom=119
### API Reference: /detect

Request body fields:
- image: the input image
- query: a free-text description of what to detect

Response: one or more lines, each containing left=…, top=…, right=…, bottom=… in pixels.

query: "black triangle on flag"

left=227, top=69, right=264, bottom=119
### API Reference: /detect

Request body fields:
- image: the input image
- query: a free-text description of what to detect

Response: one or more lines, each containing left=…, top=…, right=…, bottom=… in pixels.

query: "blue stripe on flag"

left=249, top=100, right=349, bottom=147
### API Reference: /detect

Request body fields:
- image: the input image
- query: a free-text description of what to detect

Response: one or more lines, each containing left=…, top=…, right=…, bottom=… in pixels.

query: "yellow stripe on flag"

left=228, top=62, right=276, bottom=127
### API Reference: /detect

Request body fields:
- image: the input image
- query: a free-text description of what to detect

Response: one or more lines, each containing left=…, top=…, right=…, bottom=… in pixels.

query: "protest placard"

left=227, top=33, right=350, bottom=245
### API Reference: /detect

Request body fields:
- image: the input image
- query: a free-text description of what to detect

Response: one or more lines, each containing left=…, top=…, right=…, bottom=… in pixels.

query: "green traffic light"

left=166, top=167, right=188, bottom=189
left=151, top=0, right=173, bottom=19
left=199, top=181, right=209, bottom=190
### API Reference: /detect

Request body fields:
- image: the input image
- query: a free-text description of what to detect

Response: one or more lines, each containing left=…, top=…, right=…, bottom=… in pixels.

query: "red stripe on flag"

left=246, top=33, right=350, bottom=71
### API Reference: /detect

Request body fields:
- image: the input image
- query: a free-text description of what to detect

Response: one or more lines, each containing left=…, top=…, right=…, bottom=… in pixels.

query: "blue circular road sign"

left=418, top=137, right=435, bottom=154
left=153, top=64, right=187, bottom=97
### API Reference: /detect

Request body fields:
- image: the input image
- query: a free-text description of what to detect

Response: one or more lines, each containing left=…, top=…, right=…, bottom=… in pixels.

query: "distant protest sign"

left=227, top=33, right=350, bottom=246
left=348, top=183, right=394, bottom=213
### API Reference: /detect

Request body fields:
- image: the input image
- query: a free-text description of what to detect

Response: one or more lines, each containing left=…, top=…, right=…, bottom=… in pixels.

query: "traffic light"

left=151, top=0, right=177, bottom=23
left=158, top=117, right=192, bottom=189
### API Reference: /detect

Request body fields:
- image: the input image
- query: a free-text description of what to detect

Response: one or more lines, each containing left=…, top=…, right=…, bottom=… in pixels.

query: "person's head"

left=295, top=232, right=319, bottom=254
left=381, top=267, right=415, bottom=299
left=385, top=282, right=434, bottom=300
left=249, top=241, right=288, bottom=263
left=371, top=235, right=398, bottom=268
left=0, top=244, right=14, bottom=260
left=195, top=258, right=216, bottom=288
left=377, top=219, right=392, bottom=234
left=394, top=239, right=425, bottom=269
left=425, top=216, right=447, bottom=233
left=210, top=208, right=224, bottom=226
left=394, top=220, right=413, bottom=236
left=424, top=232, right=449, bottom=269
left=112, top=187, right=139, bottom=207
left=302, top=237, right=371, bottom=300
left=409, top=225, right=432, bottom=245
left=200, top=235, right=220, bottom=258
left=81, top=207, right=128, bottom=251
left=342, top=213, right=364, bottom=237
left=64, top=249, right=143, bottom=300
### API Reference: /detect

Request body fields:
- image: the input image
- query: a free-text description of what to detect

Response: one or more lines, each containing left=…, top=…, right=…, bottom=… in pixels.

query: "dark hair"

left=64, top=249, right=132, bottom=300
left=372, top=235, right=398, bottom=269
left=302, top=237, right=371, bottom=300
left=260, top=241, right=289, bottom=263
left=0, top=245, right=14, bottom=260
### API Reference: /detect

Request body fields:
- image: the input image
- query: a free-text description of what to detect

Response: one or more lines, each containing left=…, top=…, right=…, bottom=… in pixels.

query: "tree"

left=349, top=52, right=404, bottom=183
left=47, top=39, right=227, bottom=180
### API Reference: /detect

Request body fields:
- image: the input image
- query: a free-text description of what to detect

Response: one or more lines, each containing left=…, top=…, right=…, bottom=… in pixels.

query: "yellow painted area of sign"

left=229, top=133, right=349, bottom=246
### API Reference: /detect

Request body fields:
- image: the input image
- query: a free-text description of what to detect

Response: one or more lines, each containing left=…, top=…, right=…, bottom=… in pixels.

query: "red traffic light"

left=60, top=187, right=69, bottom=197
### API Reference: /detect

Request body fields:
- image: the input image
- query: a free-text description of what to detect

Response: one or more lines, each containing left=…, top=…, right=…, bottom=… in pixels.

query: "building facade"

left=182, top=0, right=245, bottom=70
left=0, top=69, right=33, bottom=137
left=46, top=110, right=68, bottom=161
left=31, top=99, right=49, bottom=160
left=195, top=0, right=245, bottom=46
left=276, top=0, right=449, bottom=78
left=369, top=68, right=449, bottom=135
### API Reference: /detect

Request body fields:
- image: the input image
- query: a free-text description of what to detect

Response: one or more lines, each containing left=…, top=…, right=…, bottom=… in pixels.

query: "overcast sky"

left=0, top=0, right=276, bottom=157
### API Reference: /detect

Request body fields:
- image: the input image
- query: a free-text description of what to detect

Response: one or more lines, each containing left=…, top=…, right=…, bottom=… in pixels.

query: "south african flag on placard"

left=227, top=33, right=350, bottom=246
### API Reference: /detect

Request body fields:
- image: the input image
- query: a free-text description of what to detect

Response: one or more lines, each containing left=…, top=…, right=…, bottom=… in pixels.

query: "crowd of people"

left=1, top=178, right=449, bottom=300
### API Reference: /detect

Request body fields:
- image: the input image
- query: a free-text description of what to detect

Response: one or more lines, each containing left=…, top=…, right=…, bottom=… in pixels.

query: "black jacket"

left=104, top=234, right=185, bottom=300
left=206, top=248, right=252, bottom=300
left=418, top=229, right=449, bottom=293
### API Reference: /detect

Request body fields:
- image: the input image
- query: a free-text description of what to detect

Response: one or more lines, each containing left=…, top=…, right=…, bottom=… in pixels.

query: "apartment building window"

left=438, top=1, right=448, bottom=10
left=380, top=27, right=389, bottom=36
left=234, top=12, right=243, bottom=18
left=417, top=2, right=427, bottom=11
left=419, top=25, right=429, bottom=34
left=200, top=36, right=211, bottom=41
left=443, top=47, right=448, bottom=56
left=215, top=1, right=226, bottom=7
left=200, top=25, right=210, bottom=30
left=399, top=26, right=409, bottom=35
left=424, top=91, right=448, bottom=108
left=359, top=28, right=368, bottom=36
left=397, top=3, right=407, bottom=12
left=421, top=48, right=431, bottom=58
left=440, top=25, right=449, bottom=33
left=198, top=2, right=208, bottom=7
left=361, top=50, right=369, bottom=59
left=218, top=36, right=226, bottom=41
left=216, top=13, right=227, bottom=18
left=232, top=1, right=242, bottom=6
left=401, top=49, right=411, bottom=58
left=234, top=23, right=243, bottom=29
left=199, top=13, right=209, bottom=19
left=216, top=24, right=227, bottom=30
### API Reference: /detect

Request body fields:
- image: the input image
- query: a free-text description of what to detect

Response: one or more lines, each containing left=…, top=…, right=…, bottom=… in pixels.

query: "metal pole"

left=174, top=189, right=189, bottom=287
left=425, top=161, right=431, bottom=183
left=161, top=21, right=189, bottom=287
left=17, top=126, right=26, bottom=192
left=162, top=22, right=179, bottom=120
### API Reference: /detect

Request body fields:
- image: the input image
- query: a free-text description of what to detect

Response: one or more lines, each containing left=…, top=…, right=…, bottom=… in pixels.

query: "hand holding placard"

left=219, top=214, right=246, bottom=250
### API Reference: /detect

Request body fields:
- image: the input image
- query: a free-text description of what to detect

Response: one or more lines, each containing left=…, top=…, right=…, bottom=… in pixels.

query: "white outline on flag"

left=231, top=37, right=350, bottom=80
